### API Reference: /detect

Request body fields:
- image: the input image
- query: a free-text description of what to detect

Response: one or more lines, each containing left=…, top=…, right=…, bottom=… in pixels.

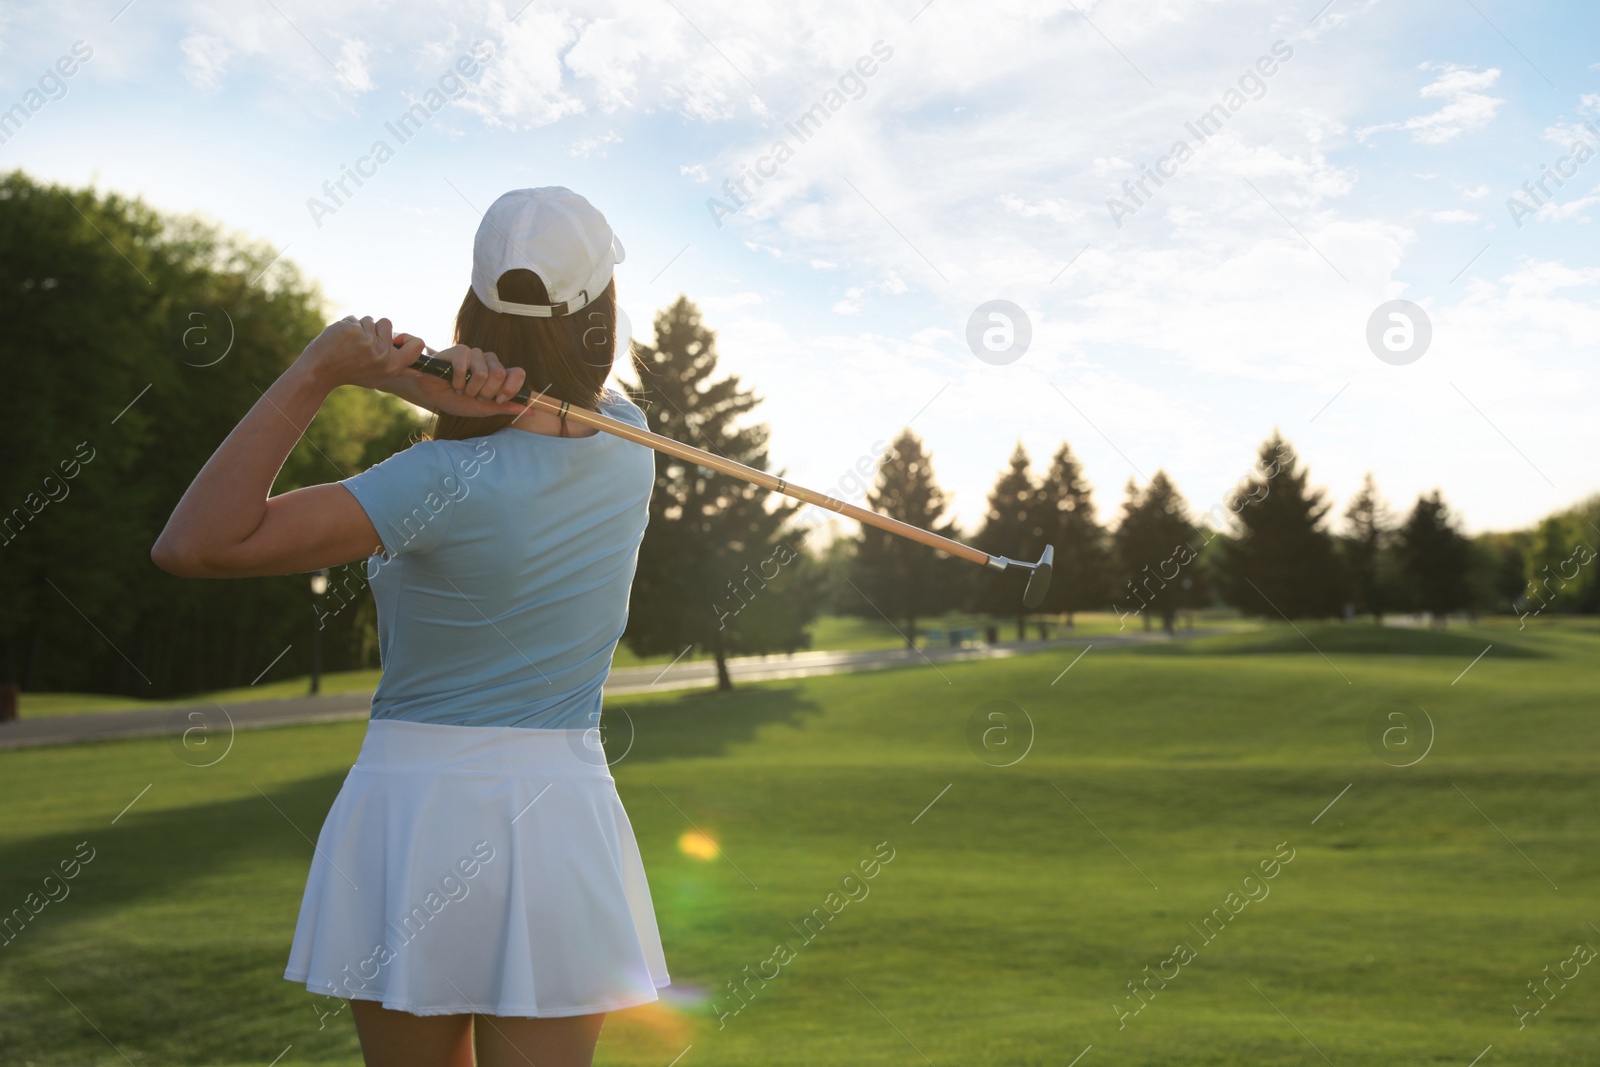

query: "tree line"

left=617, top=296, right=1598, bottom=682
left=2, top=170, right=1591, bottom=699
left=839, top=428, right=1595, bottom=645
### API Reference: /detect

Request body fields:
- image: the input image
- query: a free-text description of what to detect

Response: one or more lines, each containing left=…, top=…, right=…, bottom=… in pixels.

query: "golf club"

left=405, top=349, right=1055, bottom=608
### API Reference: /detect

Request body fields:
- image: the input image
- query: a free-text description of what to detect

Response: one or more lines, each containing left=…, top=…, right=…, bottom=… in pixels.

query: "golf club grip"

left=406, top=353, right=990, bottom=567
left=411, top=352, right=538, bottom=406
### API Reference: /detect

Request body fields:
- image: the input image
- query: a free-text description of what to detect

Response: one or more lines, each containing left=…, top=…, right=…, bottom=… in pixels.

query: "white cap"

left=471, top=187, right=625, bottom=317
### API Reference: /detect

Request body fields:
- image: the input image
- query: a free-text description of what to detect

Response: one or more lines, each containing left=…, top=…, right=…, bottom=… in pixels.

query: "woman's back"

left=343, top=387, right=655, bottom=729
left=155, top=188, right=676, bottom=1054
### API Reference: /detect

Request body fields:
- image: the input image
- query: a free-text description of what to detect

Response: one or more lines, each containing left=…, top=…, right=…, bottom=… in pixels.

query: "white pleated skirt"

left=283, top=719, right=671, bottom=1017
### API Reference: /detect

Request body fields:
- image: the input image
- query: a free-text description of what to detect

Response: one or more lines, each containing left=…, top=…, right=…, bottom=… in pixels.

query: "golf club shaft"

left=409, top=353, right=990, bottom=567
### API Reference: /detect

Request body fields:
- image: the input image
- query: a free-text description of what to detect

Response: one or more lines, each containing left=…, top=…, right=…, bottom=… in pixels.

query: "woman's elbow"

left=151, top=534, right=210, bottom=577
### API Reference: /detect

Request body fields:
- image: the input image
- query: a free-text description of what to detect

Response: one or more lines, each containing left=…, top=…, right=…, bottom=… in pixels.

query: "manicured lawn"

left=14, top=669, right=389, bottom=719
left=1, top=618, right=1595, bottom=1064
left=17, top=610, right=1254, bottom=718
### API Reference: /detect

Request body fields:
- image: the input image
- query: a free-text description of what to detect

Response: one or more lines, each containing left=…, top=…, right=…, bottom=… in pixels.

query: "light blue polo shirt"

left=338, top=388, right=654, bottom=730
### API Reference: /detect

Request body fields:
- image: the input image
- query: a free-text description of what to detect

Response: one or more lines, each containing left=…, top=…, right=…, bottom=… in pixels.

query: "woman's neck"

left=507, top=406, right=599, bottom=438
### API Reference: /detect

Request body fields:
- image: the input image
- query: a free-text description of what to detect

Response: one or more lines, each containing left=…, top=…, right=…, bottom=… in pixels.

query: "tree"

left=973, top=444, right=1048, bottom=639
left=0, top=169, right=420, bottom=698
left=805, top=532, right=859, bottom=616
left=1341, top=473, right=1396, bottom=623
left=1395, top=491, right=1473, bottom=624
left=848, top=430, right=965, bottom=647
left=622, top=296, right=816, bottom=690
left=1518, top=498, right=1600, bottom=618
left=1218, top=432, right=1344, bottom=620
left=1112, top=472, right=1199, bottom=634
left=1035, top=442, right=1111, bottom=626
left=1469, top=533, right=1526, bottom=619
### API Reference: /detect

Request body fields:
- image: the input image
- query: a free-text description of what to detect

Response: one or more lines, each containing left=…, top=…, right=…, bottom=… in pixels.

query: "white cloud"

left=680, top=163, right=709, bottom=182
left=1000, top=194, right=1081, bottom=223
left=179, top=32, right=230, bottom=92
left=559, top=4, right=764, bottom=122
left=1528, top=190, right=1600, bottom=225
left=459, top=7, right=586, bottom=129
left=1462, top=184, right=1490, bottom=200
left=570, top=130, right=621, bottom=156
left=832, top=286, right=864, bottom=315
left=1356, top=64, right=1503, bottom=145
left=334, top=37, right=375, bottom=93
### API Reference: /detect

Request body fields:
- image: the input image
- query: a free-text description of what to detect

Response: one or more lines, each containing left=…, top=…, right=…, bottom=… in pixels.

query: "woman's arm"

left=151, top=316, right=526, bottom=579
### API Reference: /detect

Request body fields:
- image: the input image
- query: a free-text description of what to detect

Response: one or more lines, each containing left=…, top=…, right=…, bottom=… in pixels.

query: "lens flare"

left=607, top=994, right=699, bottom=1050
left=677, top=830, right=720, bottom=861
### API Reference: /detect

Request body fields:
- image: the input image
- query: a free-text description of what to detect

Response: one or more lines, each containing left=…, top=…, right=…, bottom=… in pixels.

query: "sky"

left=3, top=0, right=1597, bottom=537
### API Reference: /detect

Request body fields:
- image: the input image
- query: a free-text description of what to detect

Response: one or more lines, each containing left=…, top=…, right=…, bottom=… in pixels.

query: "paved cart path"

left=0, top=630, right=1215, bottom=750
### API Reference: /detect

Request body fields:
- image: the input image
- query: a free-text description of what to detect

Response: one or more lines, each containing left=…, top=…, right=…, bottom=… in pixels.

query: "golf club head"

left=1022, top=544, right=1054, bottom=609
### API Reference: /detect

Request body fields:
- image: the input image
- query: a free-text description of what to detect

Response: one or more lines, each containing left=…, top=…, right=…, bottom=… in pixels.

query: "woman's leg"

left=473, top=1012, right=607, bottom=1067
left=349, top=999, right=475, bottom=1067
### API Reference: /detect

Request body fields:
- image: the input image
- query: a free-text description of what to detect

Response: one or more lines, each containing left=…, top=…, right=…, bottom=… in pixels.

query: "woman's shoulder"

left=372, top=435, right=501, bottom=481
left=385, top=434, right=498, bottom=460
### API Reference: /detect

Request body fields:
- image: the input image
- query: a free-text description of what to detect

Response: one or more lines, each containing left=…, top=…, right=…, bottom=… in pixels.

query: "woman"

left=153, top=187, right=669, bottom=1067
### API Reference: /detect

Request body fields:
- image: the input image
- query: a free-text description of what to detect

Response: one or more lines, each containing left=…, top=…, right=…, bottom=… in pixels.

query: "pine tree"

left=1219, top=432, right=1344, bottom=620
left=1396, top=490, right=1473, bottom=625
left=623, top=296, right=814, bottom=690
left=1036, top=442, right=1111, bottom=626
left=973, top=444, right=1048, bottom=639
left=1112, top=472, right=1198, bottom=634
left=1342, top=473, right=1394, bottom=623
left=848, top=430, right=965, bottom=647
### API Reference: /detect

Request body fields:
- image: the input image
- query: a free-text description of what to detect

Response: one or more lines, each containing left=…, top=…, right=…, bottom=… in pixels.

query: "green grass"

left=3, top=619, right=1597, bottom=1064
left=15, top=669, right=389, bottom=719
left=1128, top=620, right=1546, bottom=659
left=17, top=610, right=1253, bottom=718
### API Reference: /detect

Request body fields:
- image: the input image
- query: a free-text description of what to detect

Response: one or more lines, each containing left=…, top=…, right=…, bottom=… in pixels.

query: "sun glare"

left=677, top=830, right=720, bottom=861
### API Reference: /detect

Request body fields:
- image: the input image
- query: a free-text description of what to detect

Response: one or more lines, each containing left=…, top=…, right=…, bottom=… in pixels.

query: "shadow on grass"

left=2, top=686, right=817, bottom=913
left=1, top=688, right=822, bottom=929
left=1123, top=622, right=1546, bottom=659
left=0, top=692, right=821, bottom=1063
left=0, top=770, right=350, bottom=936
left=603, top=684, right=823, bottom=766
left=0, top=770, right=359, bottom=1064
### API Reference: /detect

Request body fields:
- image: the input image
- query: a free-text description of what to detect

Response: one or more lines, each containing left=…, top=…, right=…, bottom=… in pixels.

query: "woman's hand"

left=382, top=336, right=533, bottom=418
left=291, top=317, right=531, bottom=418
left=290, top=316, right=419, bottom=391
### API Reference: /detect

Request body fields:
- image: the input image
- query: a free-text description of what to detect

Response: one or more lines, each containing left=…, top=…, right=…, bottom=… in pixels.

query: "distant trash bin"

left=0, top=683, right=17, bottom=723
left=985, top=625, right=999, bottom=644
